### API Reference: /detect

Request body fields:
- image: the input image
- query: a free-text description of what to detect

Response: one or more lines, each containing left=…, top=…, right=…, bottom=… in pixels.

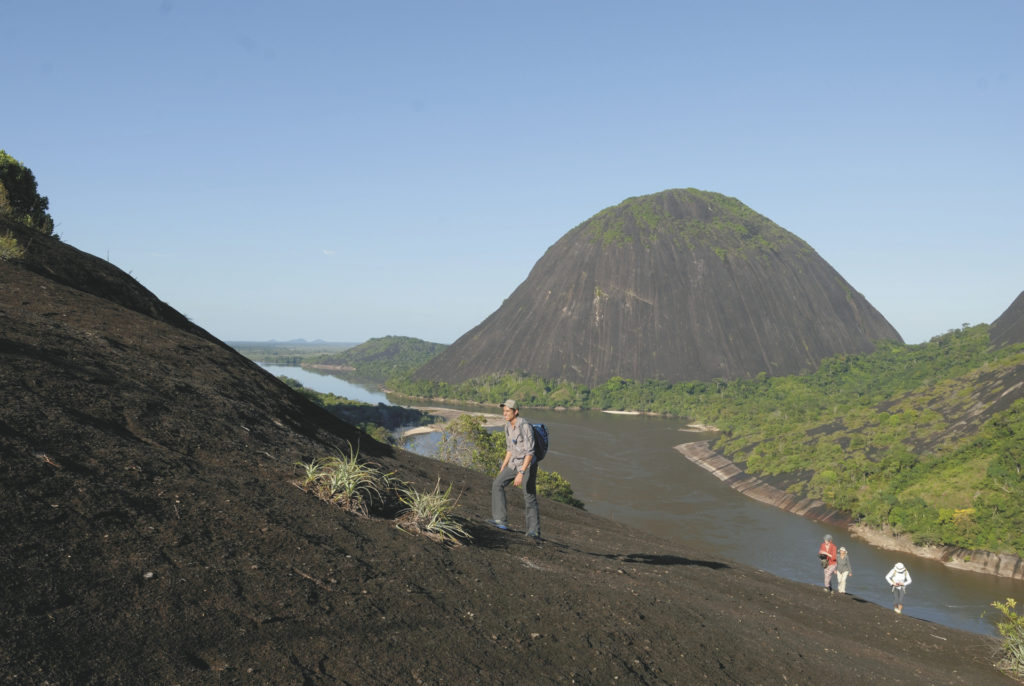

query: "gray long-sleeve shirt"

left=504, top=418, right=535, bottom=470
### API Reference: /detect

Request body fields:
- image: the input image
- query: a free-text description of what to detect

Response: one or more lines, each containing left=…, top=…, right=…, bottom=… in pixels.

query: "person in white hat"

left=885, top=562, right=912, bottom=613
left=836, top=547, right=853, bottom=594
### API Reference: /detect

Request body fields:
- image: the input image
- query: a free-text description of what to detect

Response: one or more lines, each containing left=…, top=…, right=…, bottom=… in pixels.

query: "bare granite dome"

left=415, top=188, right=903, bottom=385
left=990, top=290, right=1024, bottom=348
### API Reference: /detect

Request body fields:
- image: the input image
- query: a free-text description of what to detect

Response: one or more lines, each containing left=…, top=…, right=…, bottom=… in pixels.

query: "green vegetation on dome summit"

left=583, top=189, right=812, bottom=259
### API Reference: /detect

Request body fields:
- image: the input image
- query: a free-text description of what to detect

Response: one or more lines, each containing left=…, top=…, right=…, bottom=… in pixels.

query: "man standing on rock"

left=818, top=534, right=838, bottom=593
left=488, top=399, right=540, bottom=540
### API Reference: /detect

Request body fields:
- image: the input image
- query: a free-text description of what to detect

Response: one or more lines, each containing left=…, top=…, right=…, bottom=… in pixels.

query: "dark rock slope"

left=415, top=189, right=903, bottom=386
left=991, top=289, right=1024, bottom=348
left=0, top=217, right=1012, bottom=684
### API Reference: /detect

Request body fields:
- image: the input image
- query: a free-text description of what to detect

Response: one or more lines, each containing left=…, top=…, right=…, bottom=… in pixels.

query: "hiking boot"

left=526, top=532, right=541, bottom=541
left=486, top=519, right=508, bottom=530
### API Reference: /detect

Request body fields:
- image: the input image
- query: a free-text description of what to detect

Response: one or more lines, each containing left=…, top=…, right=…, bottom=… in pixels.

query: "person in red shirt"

left=818, top=534, right=838, bottom=593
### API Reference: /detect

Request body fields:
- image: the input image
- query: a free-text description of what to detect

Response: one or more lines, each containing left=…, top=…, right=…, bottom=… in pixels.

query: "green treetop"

left=0, top=150, right=55, bottom=235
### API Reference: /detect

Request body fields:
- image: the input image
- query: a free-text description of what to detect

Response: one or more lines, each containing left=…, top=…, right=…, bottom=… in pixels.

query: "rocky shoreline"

left=674, top=440, right=849, bottom=525
left=676, top=440, right=1024, bottom=580
left=848, top=523, right=1024, bottom=580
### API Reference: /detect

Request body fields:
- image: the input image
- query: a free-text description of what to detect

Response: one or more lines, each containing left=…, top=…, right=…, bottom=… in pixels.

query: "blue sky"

left=5, top=1, right=1022, bottom=345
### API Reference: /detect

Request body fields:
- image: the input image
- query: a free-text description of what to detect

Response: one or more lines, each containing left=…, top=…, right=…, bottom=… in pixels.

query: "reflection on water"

left=258, top=364, right=388, bottom=405
left=266, top=369, right=1022, bottom=636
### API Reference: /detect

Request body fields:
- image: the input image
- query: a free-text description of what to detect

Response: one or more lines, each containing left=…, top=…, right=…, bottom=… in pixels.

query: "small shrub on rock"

left=992, top=597, right=1024, bottom=678
left=0, top=232, right=25, bottom=261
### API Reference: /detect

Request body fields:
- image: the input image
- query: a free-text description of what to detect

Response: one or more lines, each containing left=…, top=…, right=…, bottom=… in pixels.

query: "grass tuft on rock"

left=397, top=478, right=471, bottom=545
left=295, top=443, right=394, bottom=516
left=295, top=444, right=468, bottom=545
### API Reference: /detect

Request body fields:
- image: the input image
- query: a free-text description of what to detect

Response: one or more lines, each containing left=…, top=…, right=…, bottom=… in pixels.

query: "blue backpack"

left=531, top=423, right=549, bottom=462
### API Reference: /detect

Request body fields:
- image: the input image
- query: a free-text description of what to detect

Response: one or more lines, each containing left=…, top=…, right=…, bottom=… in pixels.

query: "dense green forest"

left=387, top=326, right=1024, bottom=557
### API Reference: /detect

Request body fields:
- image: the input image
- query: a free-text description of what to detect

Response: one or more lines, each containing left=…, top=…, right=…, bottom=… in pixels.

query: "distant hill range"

left=414, top=189, right=903, bottom=386
left=307, top=335, right=446, bottom=381
left=991, top=290, right=1024, bottom=348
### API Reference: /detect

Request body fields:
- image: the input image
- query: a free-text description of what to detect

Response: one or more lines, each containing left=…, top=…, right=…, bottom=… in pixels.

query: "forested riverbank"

left=678, top=440, right=1024, bottom=580
left=384, top=325, right=1024, bottom=563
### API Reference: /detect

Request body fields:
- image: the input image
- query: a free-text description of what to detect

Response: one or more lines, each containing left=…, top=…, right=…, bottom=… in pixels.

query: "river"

left=263, top=365, right=1023, bottom=636
left=260, top=364, right=391, bottom=405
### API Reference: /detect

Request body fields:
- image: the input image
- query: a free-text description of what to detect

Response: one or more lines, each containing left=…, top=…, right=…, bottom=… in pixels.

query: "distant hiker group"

left=817, top=534, right=912, bottom=613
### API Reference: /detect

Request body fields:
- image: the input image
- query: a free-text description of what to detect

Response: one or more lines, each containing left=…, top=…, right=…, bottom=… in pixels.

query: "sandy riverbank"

left=399, top=406, right=504, bottom=437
